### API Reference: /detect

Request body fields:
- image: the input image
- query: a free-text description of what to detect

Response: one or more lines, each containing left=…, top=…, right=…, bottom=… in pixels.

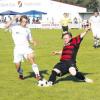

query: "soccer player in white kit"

left=5, top=15, right=41, bottom=80
left=89, top=9, right=100, bottom=48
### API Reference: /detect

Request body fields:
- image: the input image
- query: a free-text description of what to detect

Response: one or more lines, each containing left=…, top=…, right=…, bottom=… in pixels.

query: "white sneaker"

left=85, top=78, right=93, bottom=83
left=38, top=80, right=53, bottom=87
left=46, top=81, right=53, bottom=86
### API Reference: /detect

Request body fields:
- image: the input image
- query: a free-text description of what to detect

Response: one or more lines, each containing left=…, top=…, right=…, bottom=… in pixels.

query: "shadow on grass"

left=55, top=72, right=94, bottom=84
left=24, top=70, right=49, bottom=79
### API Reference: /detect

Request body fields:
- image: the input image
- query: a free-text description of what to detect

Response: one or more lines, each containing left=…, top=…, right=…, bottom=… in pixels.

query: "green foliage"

left=53, top=0, right=100, bottom=10
left=0, top=29, right=100, bottom=100
left=75, top=0, right=83, bottom=4
left=86, top=0, right=99, bottom=11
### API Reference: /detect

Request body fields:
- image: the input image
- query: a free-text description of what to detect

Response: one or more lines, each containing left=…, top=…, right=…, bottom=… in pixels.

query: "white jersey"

left=11, top=25, right=32, bottom=47
left=89, top=15, right=100, bottom=28
left=89, top=15, right=100, bottom=37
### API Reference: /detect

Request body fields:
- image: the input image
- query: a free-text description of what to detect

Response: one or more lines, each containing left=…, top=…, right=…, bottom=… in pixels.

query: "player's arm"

left=80, top=27, right=90, bottom=38
left=52, top=51, right=62, bottom=55
left=30, top=39, right=36, bottom=46
left=28, top=31, right=36, bottom=46
left=5, top=15, right=19, bottom=28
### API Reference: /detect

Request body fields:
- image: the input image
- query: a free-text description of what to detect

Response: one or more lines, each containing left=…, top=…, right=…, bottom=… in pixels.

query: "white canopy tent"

left=0, top=0, right=87, bottom=28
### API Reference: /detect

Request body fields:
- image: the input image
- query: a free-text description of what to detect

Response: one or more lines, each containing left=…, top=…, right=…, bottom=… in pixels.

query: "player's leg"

left=14, top=49, right=24, bottom=80
left=25, top=50, right=41, bottom=80
left=92, top=30, right=99, bottom=48
left=69, top=67, right=93, bottom=83
left=15, top=62, right=23, bottom=80
left=48, top=61, right=68, bottom=86
left=93, top=36, right=96, bottom=47
left=98, top=37, right=100, bottom=47
left=92, top=29, right=97, bottom=48
left=62, top=26, right=68, bottom=34
left=62, top=26, right=65, bottom=32
left=93, top=36, right=100, bottom=48
left=96, top=37, right=100, bottom=47
left=48, top=63, right=61, bottom=85
left=62, top=26, right=68, bottom=38
left=69, top=67, right=85, bottom=80
left=96, top=32, right=100, bottom=47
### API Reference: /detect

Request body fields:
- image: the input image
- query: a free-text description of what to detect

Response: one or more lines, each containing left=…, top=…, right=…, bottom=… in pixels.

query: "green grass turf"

left=0, top=28, right=100, bottom=100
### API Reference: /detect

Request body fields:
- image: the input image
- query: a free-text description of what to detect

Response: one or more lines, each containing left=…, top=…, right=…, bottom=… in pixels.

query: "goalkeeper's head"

left=62, top=32, right=72, bottom=45
left=62, top=32, right=72, bottom=39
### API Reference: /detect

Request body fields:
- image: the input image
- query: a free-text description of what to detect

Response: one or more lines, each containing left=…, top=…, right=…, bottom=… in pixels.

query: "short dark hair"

left=62, top=32, right=72, bottom=39
left=20, top=15, right=28, bottom=22
left=93, top=8, right=99, bottom=13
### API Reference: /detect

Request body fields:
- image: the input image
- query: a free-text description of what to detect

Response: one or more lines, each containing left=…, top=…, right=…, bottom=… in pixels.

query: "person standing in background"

left=60, top=13, right=71, bottom=36
left=89, top=9, right=100, bottom=48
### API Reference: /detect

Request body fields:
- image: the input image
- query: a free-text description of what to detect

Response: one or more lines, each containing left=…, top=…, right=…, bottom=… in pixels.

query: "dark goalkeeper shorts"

left=53, top=60, right=78, bottom=76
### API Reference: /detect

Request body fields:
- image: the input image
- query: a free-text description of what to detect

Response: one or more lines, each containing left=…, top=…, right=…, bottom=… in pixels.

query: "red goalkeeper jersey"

left=60, top=35, right=83, bottom=62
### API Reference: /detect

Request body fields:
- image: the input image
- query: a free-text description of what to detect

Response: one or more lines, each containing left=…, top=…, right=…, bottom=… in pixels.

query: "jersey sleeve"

left=72, top=35, right=83, bottom=46
left=27, top=29, right=32, bottom=41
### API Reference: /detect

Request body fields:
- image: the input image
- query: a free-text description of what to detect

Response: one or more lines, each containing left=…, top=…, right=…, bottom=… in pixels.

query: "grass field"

left=0, top=28, right=100, bottom=100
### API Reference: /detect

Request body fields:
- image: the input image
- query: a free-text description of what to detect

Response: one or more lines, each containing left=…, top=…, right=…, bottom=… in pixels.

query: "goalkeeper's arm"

left=52, top=51, right=62, bottom=55
left=80, top=27, right=90, bottom=38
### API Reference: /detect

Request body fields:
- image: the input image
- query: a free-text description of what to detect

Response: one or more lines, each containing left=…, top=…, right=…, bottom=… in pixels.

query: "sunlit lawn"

left=0, top=28, right=100, bottom=100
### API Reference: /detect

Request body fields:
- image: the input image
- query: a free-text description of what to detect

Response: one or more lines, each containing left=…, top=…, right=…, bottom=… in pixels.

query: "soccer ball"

left=38, top=79, right=48, bottom=87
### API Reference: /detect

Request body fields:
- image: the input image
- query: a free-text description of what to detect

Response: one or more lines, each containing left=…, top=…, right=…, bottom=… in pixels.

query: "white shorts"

left=13, top=46, right=34, bottom=63
left=91, top=27, right=100, bottom=38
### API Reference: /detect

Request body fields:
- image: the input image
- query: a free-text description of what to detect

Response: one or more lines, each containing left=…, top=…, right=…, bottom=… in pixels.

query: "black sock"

left=17, top=67, right=23, bottom=75
left=75, top=72, right=85, bottom=80
left=48, top=70, right=57, bottom=83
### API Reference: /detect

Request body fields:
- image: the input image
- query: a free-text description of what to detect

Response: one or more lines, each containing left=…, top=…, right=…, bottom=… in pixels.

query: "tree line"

left=53, top=0, right=100, bottom=11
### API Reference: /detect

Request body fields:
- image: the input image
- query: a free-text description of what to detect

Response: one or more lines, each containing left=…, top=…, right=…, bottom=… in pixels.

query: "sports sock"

left=96, top=38, right=100, bottom=46
left=94, top=37, right=97, bottom=45
left=17, top=67, right=23, bottom=75
left=32, top=64, right=40, bottom=75
left=75, top=72, right=85, bottom=80
left=48, top=70, right=57, bottom=83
